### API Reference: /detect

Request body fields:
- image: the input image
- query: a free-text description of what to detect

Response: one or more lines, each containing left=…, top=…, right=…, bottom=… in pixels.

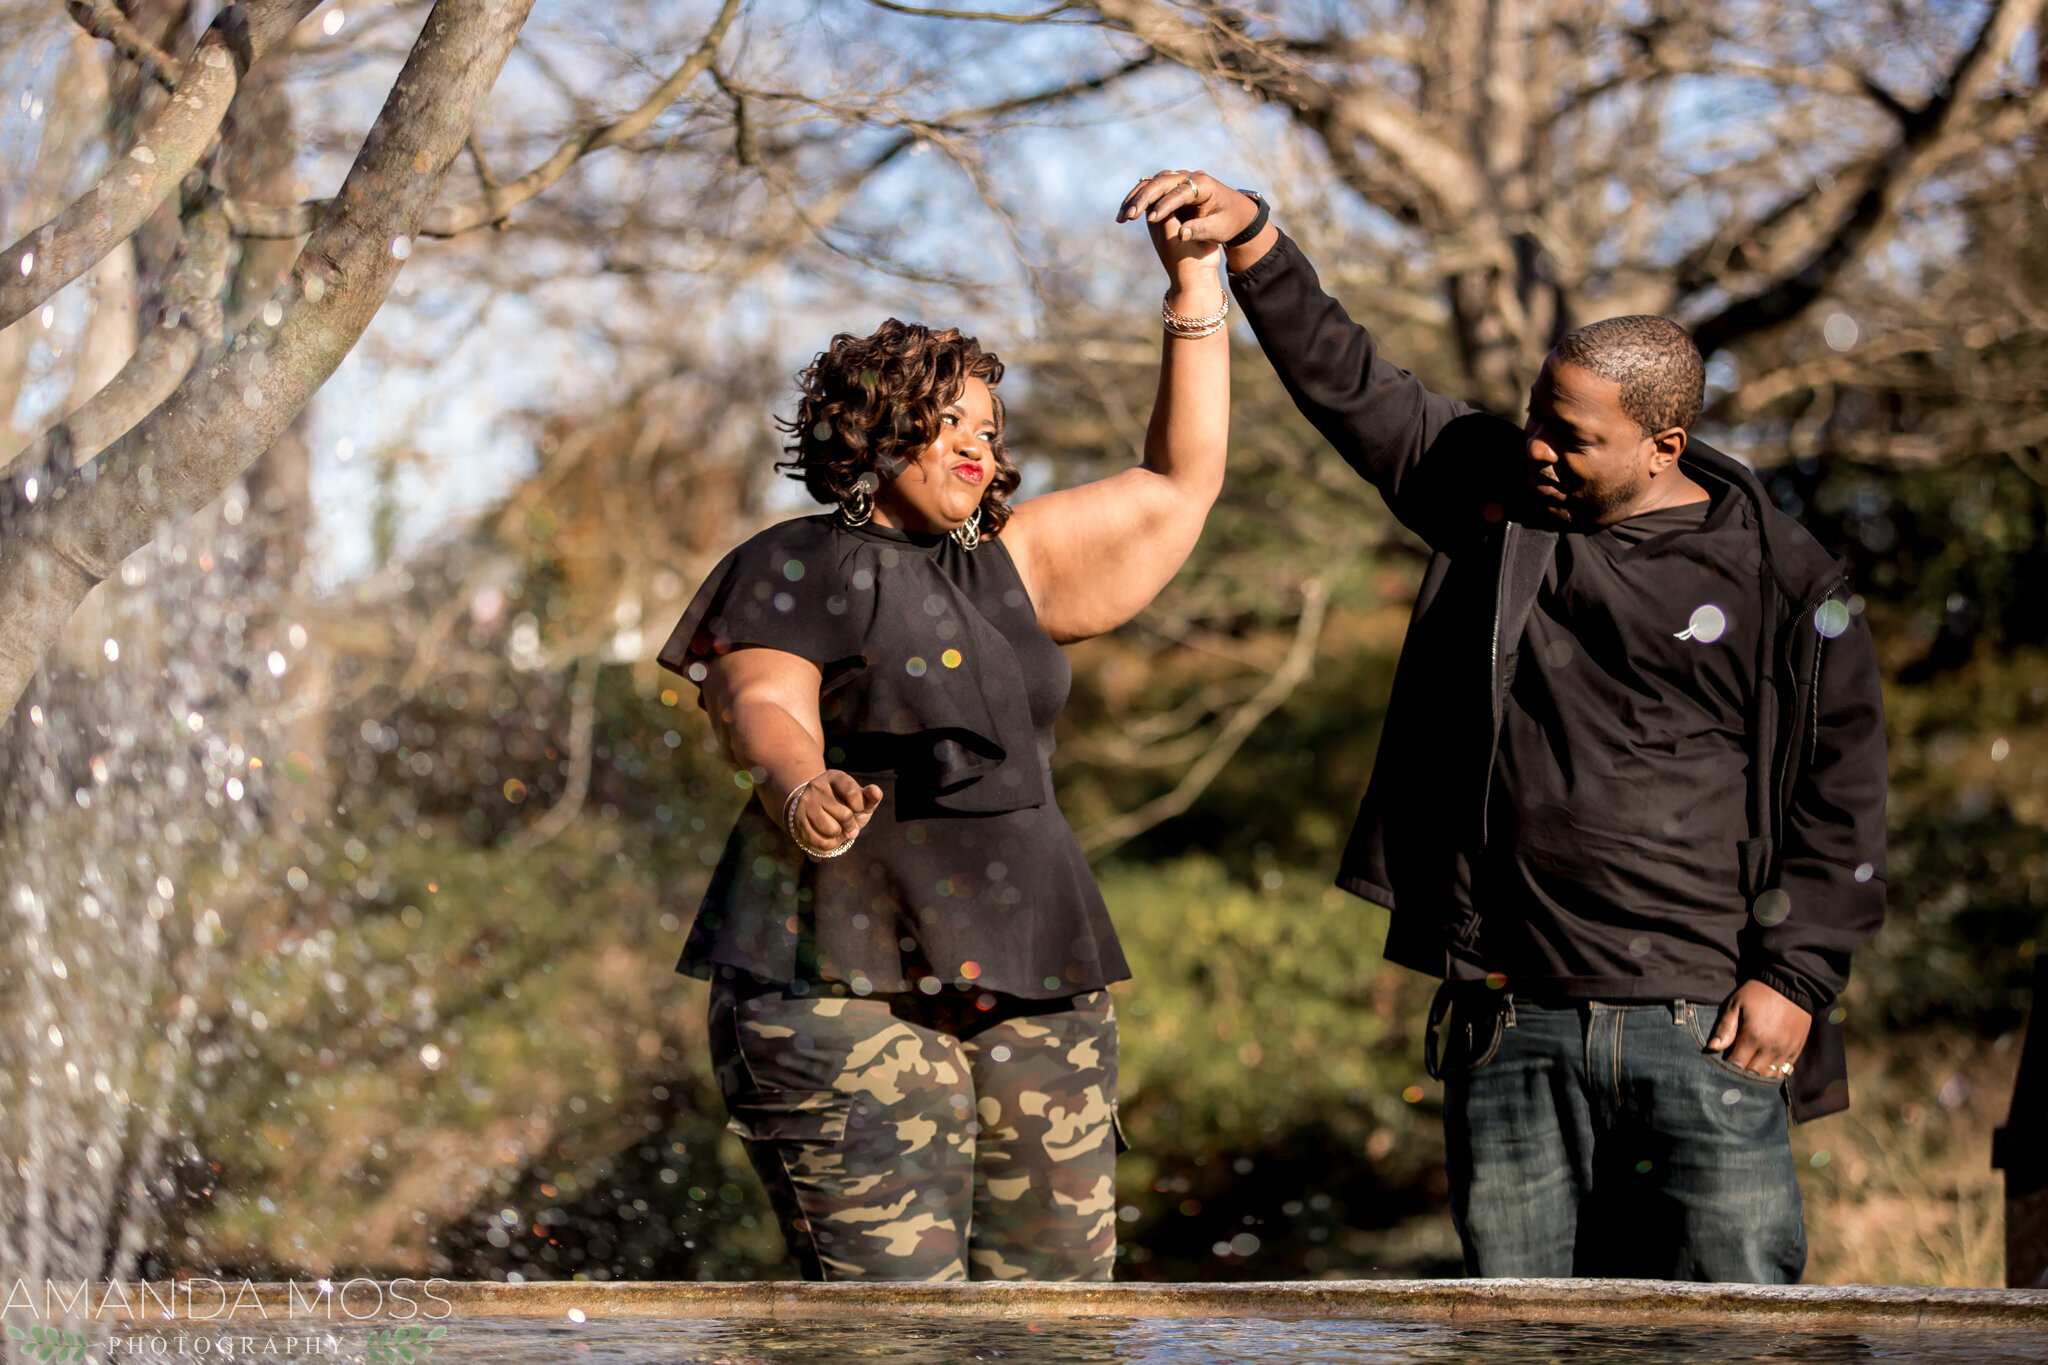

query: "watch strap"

left=1225, top=190, right=1270, bottom=248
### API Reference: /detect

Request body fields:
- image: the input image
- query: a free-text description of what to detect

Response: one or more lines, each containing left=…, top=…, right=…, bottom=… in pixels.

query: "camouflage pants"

left=708, top=981, right=1122, bottom=1281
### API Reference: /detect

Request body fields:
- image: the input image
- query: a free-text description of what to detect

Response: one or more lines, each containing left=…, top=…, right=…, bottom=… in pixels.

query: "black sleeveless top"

left=657, top=514, right=1130, bottom=998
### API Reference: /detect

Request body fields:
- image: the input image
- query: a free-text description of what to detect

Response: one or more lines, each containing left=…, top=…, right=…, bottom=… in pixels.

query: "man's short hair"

left=1552, top=315, right=1705, bottom=435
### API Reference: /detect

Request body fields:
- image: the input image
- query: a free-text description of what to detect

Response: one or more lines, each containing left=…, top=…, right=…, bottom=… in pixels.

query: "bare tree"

left=0, top=0, right=741, bottom=718
left=874, top=0, right=2047, bottom=415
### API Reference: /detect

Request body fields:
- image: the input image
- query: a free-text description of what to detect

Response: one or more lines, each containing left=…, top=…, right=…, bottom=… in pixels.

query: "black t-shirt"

left=1464, top=486, right=1766, bottom=999
left=658, top=514, right=1129, bottom=999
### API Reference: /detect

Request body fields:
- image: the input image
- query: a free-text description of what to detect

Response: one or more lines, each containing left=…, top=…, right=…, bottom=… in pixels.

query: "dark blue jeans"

left=1442, top=996, right=1806, bottom=1283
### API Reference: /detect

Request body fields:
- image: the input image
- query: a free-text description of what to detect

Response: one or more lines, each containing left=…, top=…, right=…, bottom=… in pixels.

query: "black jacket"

left=1232, top=232, right=1888, bottom=1120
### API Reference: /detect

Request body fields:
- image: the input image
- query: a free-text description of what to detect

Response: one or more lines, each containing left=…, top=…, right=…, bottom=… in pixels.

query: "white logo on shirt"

left=1674, top=604, right=1727, bottom=643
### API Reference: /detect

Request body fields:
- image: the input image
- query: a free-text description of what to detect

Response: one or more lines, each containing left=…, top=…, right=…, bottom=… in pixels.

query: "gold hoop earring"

left=951, top=505, right=982, bottom=550
left=839, top=487, right=873, bottom=526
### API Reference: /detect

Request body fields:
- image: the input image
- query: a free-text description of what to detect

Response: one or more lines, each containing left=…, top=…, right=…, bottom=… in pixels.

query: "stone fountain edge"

left=80, top=1278, right=2048, bottom=1331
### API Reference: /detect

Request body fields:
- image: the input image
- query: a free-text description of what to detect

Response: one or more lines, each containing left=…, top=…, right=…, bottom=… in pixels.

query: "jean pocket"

left=1685, top=1006, right=1786, bottom=1088
left=1705, top=1053, right=1787, bottom=1087
left=724, top=1088, right=851, bottom=1144
left=1425, top=986, right=1507, bottom=1079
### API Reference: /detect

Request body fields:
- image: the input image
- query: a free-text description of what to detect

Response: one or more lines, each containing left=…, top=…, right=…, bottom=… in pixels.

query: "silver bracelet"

left=1162, top=288, right=1229, bottom=338
left=782, top=773, right=860, bottom=860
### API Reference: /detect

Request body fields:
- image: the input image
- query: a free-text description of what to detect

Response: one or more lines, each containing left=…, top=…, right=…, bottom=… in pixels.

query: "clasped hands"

left=1117, top=170, right=1261, bottom=247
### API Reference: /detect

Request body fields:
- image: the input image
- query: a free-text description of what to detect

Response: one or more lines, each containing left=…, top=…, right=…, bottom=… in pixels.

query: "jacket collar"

left=1680, top=439, right=1845, bottom=609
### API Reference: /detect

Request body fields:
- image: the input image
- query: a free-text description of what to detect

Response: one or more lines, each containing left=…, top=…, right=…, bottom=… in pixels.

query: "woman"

left=657, top=178, right=1232, bottom=1281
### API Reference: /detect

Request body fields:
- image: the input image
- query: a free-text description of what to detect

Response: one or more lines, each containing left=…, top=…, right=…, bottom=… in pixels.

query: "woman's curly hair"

left=775, top=319, right=1022, bottom=536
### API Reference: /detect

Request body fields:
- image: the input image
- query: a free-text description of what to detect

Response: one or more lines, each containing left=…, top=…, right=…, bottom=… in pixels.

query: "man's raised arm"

left=1120, top=172, right=1513, bottom=553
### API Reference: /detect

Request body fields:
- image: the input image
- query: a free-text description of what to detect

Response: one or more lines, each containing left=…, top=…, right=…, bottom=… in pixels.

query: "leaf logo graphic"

left=5, top=1324, right=90, bottom=1363
left=366, top=1323, right=449, bottom=1362
left=1674, top=604, right=1726, bottom=643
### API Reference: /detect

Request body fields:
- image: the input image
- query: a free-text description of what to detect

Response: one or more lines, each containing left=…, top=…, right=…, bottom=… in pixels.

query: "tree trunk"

left=221, top=47, right=312, bottom=586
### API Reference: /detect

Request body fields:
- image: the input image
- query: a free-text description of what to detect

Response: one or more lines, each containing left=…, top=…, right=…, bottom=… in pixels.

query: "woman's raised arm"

left=1000, top=171, right=1231, bottom=643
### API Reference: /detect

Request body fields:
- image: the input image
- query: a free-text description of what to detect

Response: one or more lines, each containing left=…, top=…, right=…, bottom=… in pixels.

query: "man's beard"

left=1556, top=469, right=1646, bottom=529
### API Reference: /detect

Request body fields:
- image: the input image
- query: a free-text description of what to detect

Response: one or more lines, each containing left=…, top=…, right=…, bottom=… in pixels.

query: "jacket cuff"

left=1227, top=228, right=1298, bottom=291
left=1745, top=966, right=1828, bottom=1017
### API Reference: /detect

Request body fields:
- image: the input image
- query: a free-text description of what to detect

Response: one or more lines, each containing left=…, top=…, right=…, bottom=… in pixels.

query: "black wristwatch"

left=1225, top=190, right=1270, bottom=248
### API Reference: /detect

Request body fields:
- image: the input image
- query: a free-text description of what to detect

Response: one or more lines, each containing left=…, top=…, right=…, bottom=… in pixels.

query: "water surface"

left=104, top=1315, right=2048, bottom=1364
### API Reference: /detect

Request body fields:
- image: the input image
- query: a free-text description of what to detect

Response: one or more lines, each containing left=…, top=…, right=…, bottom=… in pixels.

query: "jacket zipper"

left=1807, top=634, right=1826, bottom=766
left=1766, top=578, right=1843, bottom=865
left=1478, top=525, right=1514, bottom=844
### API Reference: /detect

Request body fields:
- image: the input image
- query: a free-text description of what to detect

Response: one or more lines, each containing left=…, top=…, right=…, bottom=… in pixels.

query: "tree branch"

left=395, top=556, right=500, bottom=696
left=1723, top=327, right=1950, bottom=417
left=66, top=0, right=186, bottom=90
left=0, top=200, right=231, bottom=499
left=1823, top=411, right=2048, bottom=466
left=708, top=132, right=919, bottom=278
left=1085, top=0, right=1477, bottom=228
left=1062, top=677, right=1264, bottom=768
left=2010, top=445, right=2048, bottom=487
left=524, top=653, right=598, bottom=846
left=465, top=133, right=499, bottom=193
left=933, top=51, right=1157, bottom=125
left=1690, top=0, right=2048, bottom=357
left=223, top=196, right=323, bottom=238
left=0, top=0, right=542, bottom=719
left=423, top=0, right=738, bottom=236
left=865, top=0, right=1085, bottom=21
left=1550, top=35, right=1912, bottom=132
left=0, top=0, right=324, bottom=330
left=717, top=49, right=1157, bottom=140
left=227, top=0, right=741, bottom=240
left=1079, top=579, right=1328, bottom=860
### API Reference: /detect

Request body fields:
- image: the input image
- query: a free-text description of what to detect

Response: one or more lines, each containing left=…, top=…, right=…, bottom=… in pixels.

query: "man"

left=1119, top=172, right=1887, bottom=1283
